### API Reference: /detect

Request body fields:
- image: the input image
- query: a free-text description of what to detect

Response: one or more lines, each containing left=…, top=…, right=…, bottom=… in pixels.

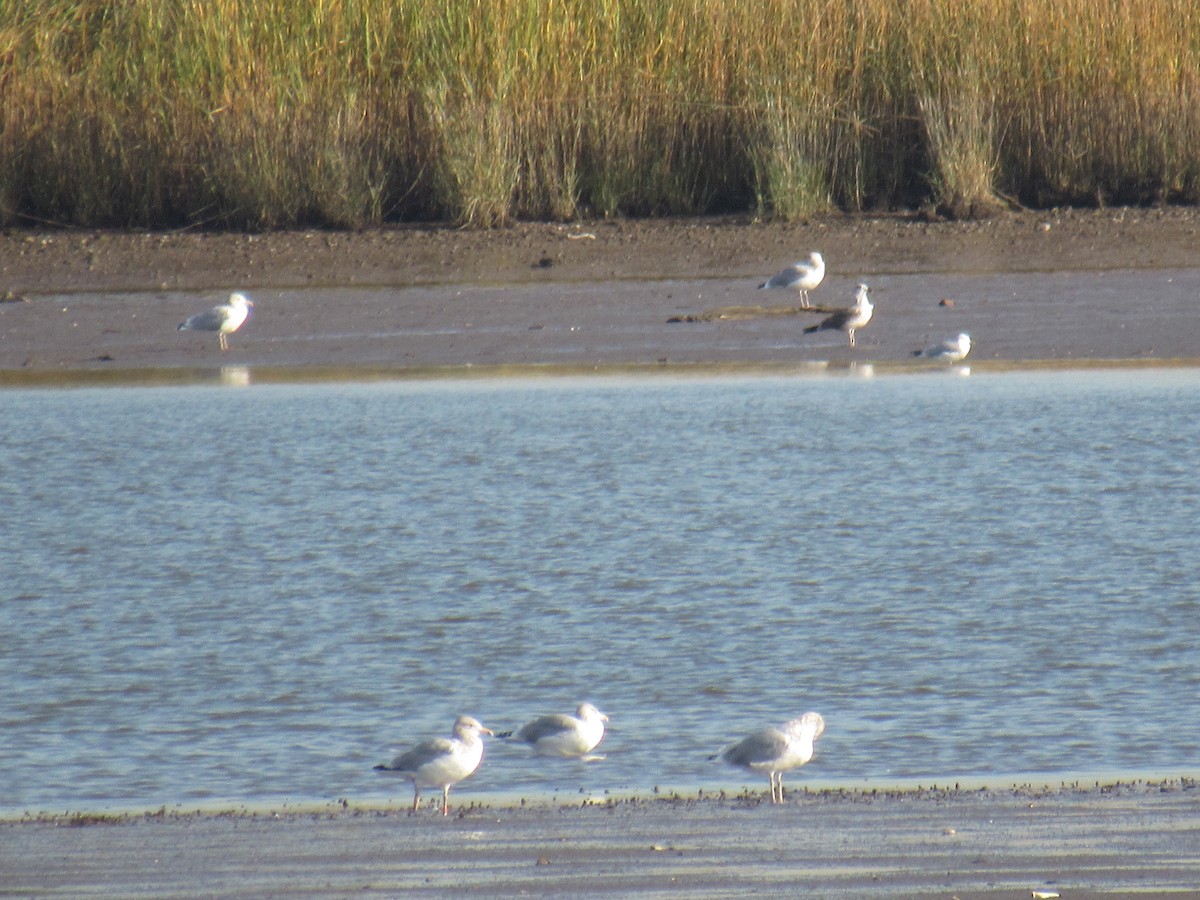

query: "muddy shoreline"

left=3, top=208, right=1200, bottom=376
left=5, top=781, right=1199, bottom=897
left=5, top=208, right=1200, bottom=294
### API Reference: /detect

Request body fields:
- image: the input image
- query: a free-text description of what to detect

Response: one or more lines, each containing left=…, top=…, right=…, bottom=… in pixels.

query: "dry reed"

left=2, top=0, right=1199, bottom=228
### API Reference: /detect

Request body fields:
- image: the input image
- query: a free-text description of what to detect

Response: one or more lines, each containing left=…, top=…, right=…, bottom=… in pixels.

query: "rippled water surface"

left=2, top=369, right=1198, bottom=813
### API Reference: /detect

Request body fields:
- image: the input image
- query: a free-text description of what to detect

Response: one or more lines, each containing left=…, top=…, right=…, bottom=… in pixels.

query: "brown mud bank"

left=1, top=208, right=1199, bottom=376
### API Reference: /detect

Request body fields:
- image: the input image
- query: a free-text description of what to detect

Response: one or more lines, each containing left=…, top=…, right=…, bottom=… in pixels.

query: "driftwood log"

left=667, top=304, right=846, bottom=323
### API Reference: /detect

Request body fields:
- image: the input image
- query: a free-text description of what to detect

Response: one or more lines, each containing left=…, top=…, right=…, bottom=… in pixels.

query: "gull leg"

left=848, top=329, right=856, bottom=347
left=219, top=333, right=229, bottom=351
left=441, top=786, right=451, bottom=816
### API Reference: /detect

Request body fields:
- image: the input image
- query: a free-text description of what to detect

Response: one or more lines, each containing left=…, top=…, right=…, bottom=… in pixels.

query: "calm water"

left=2, top=369, right=1198, bottom=813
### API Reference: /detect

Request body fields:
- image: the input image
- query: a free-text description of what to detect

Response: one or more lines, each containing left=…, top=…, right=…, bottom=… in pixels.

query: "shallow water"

left=2, top=369, right=1199, bottom=813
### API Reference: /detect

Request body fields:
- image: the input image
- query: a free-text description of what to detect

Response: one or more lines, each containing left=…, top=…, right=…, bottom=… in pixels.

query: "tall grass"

left=2, top=0, right=1199, bottom=228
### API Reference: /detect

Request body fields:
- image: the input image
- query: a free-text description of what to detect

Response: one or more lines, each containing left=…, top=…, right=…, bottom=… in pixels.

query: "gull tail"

left=802, top=324, right=819, bottom=334
left=493, top=730, right=515, bottom=739
left=910, top=349, right=922, bottom=357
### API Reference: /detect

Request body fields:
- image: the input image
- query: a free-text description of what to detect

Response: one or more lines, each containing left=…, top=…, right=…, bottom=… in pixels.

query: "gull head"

left=577, top=702, right=609, bottom=723
left=453, top=716, right=494, bottom=739
left=785, top=711, right=826, bottom=742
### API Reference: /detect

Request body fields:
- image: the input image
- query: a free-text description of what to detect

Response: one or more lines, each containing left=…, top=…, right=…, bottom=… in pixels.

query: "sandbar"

left=3, top=208, right=1200, bottom=380
left=4, top=781, right=1198, bottom=897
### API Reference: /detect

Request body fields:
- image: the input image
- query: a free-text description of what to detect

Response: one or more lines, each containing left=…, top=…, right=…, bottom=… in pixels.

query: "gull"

left=501, top=702, right=609, bottom=760
left=374, top=715, right=493, bottom=815
left=758, top=252, right=825, bottom=308
left=803, top=283, right=873, bottom=347
left=913, top=333, right=971, bottom=362
left=178, top=292, right=253, bottom=351
left=714, top=711, right=825, bottom=804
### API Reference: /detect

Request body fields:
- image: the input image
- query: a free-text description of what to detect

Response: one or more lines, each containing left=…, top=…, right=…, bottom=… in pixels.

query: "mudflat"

left=2, top=207, right=1199, bottom=376
left=4, top=782, right=1198, bottom=897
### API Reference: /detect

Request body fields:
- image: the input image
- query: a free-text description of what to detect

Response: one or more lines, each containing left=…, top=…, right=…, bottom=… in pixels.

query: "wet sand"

left=2, top=207, right=1200, bottom=378
left=5, top=782, right=1199, bottom=897
left=4, top=212, right=1200, bottom=894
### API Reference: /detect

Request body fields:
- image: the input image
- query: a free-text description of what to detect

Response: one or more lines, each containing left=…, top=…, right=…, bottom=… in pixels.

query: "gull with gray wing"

left=759, top=252, right=825, bottom=308
left=178, top=292, right=254, bottom=351
left=715, top=711, right=825, bottom=804
left=913, top=333, right=972, bottom=362
left=374, top=715, right=493, bottom=815
left=504, top=702, right=609, bottom=760
left=803, top=283, right=873, bottom=347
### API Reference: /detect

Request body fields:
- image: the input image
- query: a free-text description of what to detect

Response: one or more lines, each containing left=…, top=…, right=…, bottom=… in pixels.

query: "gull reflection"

left=220, top=366, right=252, bottom=387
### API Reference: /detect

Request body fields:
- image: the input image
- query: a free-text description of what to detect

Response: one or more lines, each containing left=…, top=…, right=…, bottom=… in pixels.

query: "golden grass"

left=2, top=0, right=1199, bottom=228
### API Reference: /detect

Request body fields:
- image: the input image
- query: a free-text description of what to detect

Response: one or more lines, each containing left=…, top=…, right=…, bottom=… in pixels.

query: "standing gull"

left=714, top=711, right=825, bottom=804
left=374, top=715, right=493, bottom=815
left=503, top=702, right=609, bottom=760
left=759, top=252, right=825, bottom=308
left=913, top=333, right=971, bottom=362
left=178, top=292, right=253, bottom=351
left=803, top=283, right=873, bottom=347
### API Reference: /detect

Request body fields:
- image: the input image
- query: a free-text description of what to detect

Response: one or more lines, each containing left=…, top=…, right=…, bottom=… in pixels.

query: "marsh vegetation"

left=3, top=0, right=1198, bottom=227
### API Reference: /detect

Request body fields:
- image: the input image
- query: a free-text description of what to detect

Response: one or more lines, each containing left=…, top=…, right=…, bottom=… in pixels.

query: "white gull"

left=758, top=252, right=825, bottom=308
left=374, top=715, right=493, bottom=815
left=913, top=333, right=972, bottom=362
left=714, top=711, right=825, bottom=803
left=178, top=292, right=253, bottom=351
left=504, top=702, right=609, bottom=760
